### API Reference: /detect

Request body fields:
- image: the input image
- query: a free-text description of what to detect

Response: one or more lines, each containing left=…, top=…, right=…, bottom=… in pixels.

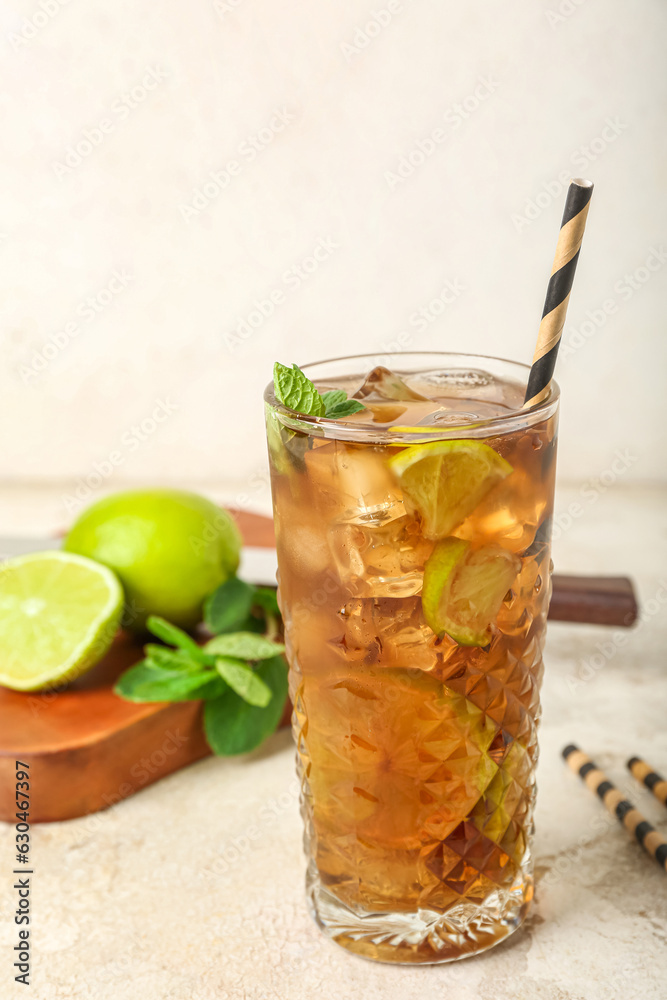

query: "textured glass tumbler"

left=265, top=353, right=559, bottom=964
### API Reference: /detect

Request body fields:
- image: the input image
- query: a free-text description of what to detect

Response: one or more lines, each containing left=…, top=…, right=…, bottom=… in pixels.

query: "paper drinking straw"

left=523, top=178, right=594, bottom=408
left=627, top=756, right=667, bottom=808
left=562, top=744, right=667, bottom=873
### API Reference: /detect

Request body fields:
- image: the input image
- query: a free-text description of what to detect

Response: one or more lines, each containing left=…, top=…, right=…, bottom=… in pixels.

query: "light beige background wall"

left=2, top=0, right=666, bottom=522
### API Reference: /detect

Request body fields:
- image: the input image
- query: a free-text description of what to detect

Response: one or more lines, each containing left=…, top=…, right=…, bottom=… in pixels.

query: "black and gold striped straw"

left=562, top=744, right=667, bottom=873
left=627, top=756, right=667, bottom=808
left=524, top=179, right=594, bottom=408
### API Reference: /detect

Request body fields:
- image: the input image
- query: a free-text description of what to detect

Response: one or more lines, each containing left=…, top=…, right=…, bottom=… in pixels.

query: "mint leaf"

left=203, top=655, right=288, bottom=755
left=321, top=389, right=366, bottom=418
left=204, top=632, right=285, bottom=660
left=214, top=656, right=273, bottom=707
left=204, top=576, right=255, bottom=634
left=324, top=398, right=366, bottom=419
left=273, top=361, right=366, bottom=420
left=114, top=661, right=226, bottom=702
left=235, top=612, right=268, bottom=634
left=146, top=616, right=204, bottom=658
left=273, top=362, right=325, bottom=417
left=144, top=645, right=209, bottom=671
left=253, top=587, right=280, bottom=618
left=320, top=389, right=347, bottom=410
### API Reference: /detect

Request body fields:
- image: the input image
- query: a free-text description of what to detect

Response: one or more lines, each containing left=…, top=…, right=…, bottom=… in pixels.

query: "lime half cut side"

left=0, top=551, right=123, bottom=691
left=388, top=439, right=512, bottom=539
left=422, top=538, right=521, bottom=646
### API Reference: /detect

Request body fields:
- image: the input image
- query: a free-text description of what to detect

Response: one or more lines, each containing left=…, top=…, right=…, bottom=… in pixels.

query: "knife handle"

left=549, top=575, right=638, bottom=627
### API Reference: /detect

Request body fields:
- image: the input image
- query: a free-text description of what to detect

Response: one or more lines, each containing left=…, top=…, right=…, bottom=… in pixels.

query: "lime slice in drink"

left=422, top=537, right=520, bottom=646
left=0, top=551, right=123, bottom=691
left=388, top=439, right=512, bottom=539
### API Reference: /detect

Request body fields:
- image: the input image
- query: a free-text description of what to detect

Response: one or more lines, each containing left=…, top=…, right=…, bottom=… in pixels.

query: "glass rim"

left=264, top=351, right=560, bottom=443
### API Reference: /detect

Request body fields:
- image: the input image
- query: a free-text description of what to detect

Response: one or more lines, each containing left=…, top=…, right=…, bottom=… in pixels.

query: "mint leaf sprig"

left=273, top=362, right=365, bottom=419
left=114, top=576, right=288, bottom=756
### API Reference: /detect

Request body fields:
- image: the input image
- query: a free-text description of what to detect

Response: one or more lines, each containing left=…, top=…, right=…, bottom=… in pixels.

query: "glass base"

left=307, top=866, right=534, bottom=965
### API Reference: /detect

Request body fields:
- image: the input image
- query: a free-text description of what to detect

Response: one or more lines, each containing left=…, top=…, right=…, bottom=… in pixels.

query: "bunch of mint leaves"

left=273, top=362, right=366, bottom=418
left=114, top=577, right=288, bottom=756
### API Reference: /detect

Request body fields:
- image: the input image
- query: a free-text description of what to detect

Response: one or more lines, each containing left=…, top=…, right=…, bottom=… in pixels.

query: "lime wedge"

left=0, top=551, right=123, bottom=691
left=388, top=439, right=512, bottom=539
left=422, top=538, right=520, bottom=646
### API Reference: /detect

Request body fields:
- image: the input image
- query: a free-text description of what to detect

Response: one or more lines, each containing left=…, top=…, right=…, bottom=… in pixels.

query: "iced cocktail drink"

left=265, top=353, right=558, bottom=964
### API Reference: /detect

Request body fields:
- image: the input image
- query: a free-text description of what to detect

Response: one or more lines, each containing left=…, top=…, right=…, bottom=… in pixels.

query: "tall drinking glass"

left=264, top=352, right=559, bottom=964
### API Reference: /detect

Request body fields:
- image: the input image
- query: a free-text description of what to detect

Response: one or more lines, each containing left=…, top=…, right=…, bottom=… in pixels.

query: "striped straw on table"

left=523, top=178, right=594, bottom=408
left=562, top=744, right=667, bottom=873
left=627, top=756, right=667, bottom=807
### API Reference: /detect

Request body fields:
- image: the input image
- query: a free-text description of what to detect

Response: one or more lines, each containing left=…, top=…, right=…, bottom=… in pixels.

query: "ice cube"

left=363, top=402, right=408, bottom=424
left=304, top=440, right=405, bottom=526
left=352, top=366, right=429, bottom=402
left=280, top=519, right=332, bottom=576
left=455, top=430, right=553, bottom=553
left=417, top=369, right=493, bottom=390
left=372, top=597, right=439, bottom=670
left=337, top=597, right=440, bottom=671
left=328, top=515, right=433, bottom=598
left=416, top=408, right=481, bottom=426
left=334, top=598, right=382, bottom=664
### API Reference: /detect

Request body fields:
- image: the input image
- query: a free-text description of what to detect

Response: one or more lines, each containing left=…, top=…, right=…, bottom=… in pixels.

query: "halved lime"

left=422, top=537, right=520, bottom=646
left=0, top=551, right=123, bottom=691
left=388, top=439, right=512, bottom=539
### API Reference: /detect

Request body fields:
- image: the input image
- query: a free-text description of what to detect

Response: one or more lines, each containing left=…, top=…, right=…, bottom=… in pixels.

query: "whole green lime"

left=64, top=489, right=242, bottom=631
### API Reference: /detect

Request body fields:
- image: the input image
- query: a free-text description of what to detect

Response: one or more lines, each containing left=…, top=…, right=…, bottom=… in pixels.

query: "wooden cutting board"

left=0, top=511, right=285, bottom=824
left=0, top=511, right=637, bottom=823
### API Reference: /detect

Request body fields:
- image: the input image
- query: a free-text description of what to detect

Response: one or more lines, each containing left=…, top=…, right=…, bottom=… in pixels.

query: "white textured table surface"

left=1, top=486, right=666, bottom=1000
